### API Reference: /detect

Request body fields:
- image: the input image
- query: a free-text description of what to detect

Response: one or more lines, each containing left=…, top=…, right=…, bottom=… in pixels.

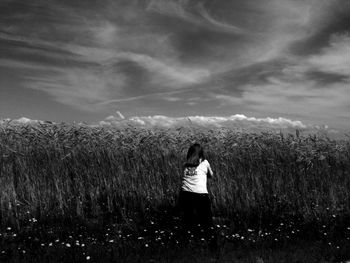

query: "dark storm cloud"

left=289, top=0, right=350, bottom=56
left=217, top=60, right=290, bottom=90
left=1, top=0, right=350, bottom=128
left=304, top=71, right=348, bottom=86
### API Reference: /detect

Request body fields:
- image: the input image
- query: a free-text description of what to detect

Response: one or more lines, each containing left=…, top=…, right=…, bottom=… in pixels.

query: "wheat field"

left=2, top=123, right=350, bottom=262
left=1, top=123, right=350, bottom=229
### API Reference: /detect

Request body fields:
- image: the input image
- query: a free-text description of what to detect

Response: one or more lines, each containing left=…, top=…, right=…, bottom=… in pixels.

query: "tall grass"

left=1, top=123, right=350, bottom=228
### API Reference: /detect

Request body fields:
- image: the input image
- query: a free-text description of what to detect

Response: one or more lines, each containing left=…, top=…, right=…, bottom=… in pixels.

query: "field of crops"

left=1, top=123, right=350, bottom=262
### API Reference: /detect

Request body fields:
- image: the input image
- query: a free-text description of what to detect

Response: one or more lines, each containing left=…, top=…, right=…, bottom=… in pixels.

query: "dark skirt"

left=178, top=190, right=213, bottom=229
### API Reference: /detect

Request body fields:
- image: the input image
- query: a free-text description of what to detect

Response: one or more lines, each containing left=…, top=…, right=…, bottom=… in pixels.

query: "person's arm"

left=207, top=161, right=214, bottom=179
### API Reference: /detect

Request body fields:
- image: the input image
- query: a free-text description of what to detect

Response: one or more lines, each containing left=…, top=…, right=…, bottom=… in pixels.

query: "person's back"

left=182, top=159, right=213, bottom=194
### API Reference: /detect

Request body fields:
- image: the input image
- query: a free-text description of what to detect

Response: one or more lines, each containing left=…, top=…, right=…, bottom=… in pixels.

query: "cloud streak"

left=146, top=0, right=250, bottom=35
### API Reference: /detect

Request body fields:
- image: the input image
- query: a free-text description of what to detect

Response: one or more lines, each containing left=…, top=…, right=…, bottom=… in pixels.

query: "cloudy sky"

left=1, top=0, right=350, bottom=129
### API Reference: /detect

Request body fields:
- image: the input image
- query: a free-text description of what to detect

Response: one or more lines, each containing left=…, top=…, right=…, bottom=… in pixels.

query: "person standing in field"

left=178, top=143, right=217, bottom=249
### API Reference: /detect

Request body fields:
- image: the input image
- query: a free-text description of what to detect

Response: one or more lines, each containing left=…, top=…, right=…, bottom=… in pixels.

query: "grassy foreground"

left=1, top=123, right=350, bottom=262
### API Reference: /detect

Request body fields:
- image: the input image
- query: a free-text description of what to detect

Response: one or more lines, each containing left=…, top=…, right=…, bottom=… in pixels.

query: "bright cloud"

left=100, top=114, right=308, bottom=129
left=0, top=117, right=55, bottom=125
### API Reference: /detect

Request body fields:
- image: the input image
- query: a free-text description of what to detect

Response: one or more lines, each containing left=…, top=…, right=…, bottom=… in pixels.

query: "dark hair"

left=184, top=143, right=205, bottom=168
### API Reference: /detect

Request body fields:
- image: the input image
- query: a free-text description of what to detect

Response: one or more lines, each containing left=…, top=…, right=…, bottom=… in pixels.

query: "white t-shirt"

left=181, top=159, right=213, bottom=194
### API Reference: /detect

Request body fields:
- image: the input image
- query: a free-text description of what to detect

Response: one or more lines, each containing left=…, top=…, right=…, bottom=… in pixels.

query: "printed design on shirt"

left=185, top=167, right=197, bottom=176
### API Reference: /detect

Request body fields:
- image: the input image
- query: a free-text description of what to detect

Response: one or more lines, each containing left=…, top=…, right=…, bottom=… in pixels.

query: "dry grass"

left=1, top=123, right=350, bottom=228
